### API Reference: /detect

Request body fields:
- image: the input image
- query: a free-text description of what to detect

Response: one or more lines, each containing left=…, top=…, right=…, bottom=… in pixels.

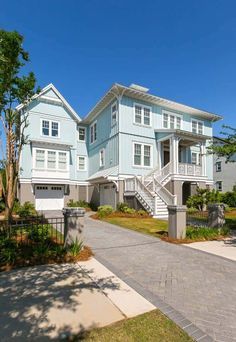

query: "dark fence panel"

left=0, top=216, right=64, bottom=244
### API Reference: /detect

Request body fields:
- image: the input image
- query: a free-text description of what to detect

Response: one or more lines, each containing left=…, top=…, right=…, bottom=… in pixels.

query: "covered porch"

left=155, top=129, right=209, bottom=178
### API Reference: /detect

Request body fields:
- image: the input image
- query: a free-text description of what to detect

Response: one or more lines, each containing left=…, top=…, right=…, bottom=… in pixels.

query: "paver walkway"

left=84, top=215, right=236, bottom=342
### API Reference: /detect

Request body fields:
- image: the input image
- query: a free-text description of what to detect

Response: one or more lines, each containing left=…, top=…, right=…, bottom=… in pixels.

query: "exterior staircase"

left=124, top=163, right=176, bottom=219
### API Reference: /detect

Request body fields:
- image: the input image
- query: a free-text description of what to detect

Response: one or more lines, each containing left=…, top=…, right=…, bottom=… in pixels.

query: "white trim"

left=78, top=126, right=86, bottom=142
left=111, top=101, right=118, bottom=126
left=19, top=178, right=90, bottom=185
left=191, top=151, right=201, bottom=165
left=40, top=118, right=61, bottom=139
left=77, top=155, right=87, bottom=171
left=191, top=118, right=204, bottom=135
left=162, top=110, right=182, bottom=130
left=16, top=83, right=81, bottom=122
left=99, top=148, right=105, bottom=167
left=132, top=142, right=153, bottom=168
left=90, top=120, right=97, bottom=144
left=133, top=102, right=152, bottom=127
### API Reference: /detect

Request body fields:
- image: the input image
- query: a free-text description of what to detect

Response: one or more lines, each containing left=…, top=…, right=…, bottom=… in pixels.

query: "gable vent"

left=129, top=84, right=149, bottom=93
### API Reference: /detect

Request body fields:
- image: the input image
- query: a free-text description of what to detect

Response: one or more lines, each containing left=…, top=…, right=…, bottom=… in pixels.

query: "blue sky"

left=1, top=0, right=236, bottom=134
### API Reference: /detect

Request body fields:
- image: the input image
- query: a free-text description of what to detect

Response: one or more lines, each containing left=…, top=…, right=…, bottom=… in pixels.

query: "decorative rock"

left=208, top=204, right=225, bottom=228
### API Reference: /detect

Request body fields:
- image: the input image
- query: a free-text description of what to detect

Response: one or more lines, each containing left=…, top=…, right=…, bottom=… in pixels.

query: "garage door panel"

left=35, top=185, right=64, bottom=211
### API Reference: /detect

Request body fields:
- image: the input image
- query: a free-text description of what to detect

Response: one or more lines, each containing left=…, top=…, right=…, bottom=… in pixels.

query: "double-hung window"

left=133, top=143, right=152, bottom=167
left=134, top=104, right=152, bottom=126
left=216, top=181, right=222, bottom=191
left=78, top=127, right=86, bottom=141
left=35, top=149, right=45, bottom=168
left=58, top=152, right=67, bottom=170
left=216, top=161, right=222, bottom=172
left=77, top=156, right=86, bottom=170
left=100, top=149, right=105, bottom=167
left=41, top=119, right=60, bottom=138
left=162, top=111, right=182, bottom=129
left=111, top=102, right=118, bottom=126
left=191, top=152, right=198, bottom=165
left=47, top=151, right=56, bottom=169
left=192, top=119, right=204, bottom=135
left=90, top=122, right=97, bottom=144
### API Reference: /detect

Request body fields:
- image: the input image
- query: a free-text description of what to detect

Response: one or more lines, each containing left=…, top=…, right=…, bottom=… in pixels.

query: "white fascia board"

left=16, top=83, right=81, bottom=122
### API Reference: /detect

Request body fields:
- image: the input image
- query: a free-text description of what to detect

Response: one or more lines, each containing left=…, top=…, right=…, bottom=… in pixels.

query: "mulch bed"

left=0, top=245, right=93, bottom=273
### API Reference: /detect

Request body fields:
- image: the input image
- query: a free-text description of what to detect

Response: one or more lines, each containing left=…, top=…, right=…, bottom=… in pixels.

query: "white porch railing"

left=178, top=163, right=202, bottom=176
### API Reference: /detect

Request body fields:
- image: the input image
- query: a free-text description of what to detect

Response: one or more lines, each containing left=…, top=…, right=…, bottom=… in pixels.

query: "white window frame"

left=216, top=181, right=222, bottom=192
left=191, top=119, right=204, bottom=135
left=77, top=156, right=87, bottom=171
left=78, top=126, right=86, bottom=142
left=90, top=121, right=97, bottom=144
left=111, top=101, right=118, bottom=126
left=33, top=148, right=69, bottom=171
left=40, top=119, right=60, bottom=138
left=216, top=161, right=222, bottom=172
left=191, top=152, right=201, bottom=165
left=133, top=103, right=152, bottom=127
left=132, top=142, right=153, bottom=168
left=162, top=110, right=182, bottom=130
left=35, top=149, right=45, bottom=169
left=99, top=148, right=105, bottom=167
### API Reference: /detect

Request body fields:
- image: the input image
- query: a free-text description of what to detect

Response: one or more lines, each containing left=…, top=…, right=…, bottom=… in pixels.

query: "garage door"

left=100, top=183, right=116, bottom=208
left=35, top=185, right=64, bottom=211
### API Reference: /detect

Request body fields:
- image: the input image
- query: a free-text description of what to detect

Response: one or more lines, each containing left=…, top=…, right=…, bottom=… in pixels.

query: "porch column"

left=171, top=136, right=179, bottom=174
left=200, top=142, right=206, bottom=176
left=157, top=141, right=162, bottom=171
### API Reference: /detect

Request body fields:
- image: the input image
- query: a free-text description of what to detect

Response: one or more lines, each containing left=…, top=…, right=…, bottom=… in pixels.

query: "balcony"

left=178, top=163, right=202, bottom=176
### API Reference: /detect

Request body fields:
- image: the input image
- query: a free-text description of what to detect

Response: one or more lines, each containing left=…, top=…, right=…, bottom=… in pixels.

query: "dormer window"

left=41, top=119, right=60, bottom=138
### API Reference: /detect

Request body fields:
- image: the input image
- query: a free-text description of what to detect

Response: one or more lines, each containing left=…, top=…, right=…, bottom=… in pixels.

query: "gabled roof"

left=16, top=83, right=81, bottom=122
left=82, top=83, right=223, bottom=124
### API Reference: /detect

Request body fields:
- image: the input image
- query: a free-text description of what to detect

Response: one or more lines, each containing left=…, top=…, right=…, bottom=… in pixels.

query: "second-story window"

left=134, top=104, right=152, bottom=126
left=216, top=161, right=222, bottom=172
left=192, top=119, right=203, bottom=135
left=47, top=151, right=56, bottom=169
left=78, top=127, right=86, bottom=141
left=35, top=149, right=45, bottom=168
left=90, top=122, right=97, bottom=144
left=111, top=102, right=118, bottom=126
left=133, top=143, right=152, bottom=167
left=100, top=149, right=105, bottom=167
left=58, top=152, right=67, bottom=170
left=162, top=111, right=182, bottom=129
left=41, top=119, right=60, bottom=138
left=77, top=156, right=86, bottom=170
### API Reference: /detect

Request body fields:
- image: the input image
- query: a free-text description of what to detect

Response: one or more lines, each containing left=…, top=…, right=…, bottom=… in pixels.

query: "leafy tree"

left=208, top=125, right=236, bottom=162
left=0, top=30, right=38, bottom=220
left=186, top=187, right=221, bottom=211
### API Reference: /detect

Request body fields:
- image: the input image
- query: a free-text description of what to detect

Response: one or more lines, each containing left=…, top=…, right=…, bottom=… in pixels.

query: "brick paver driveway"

left=84, top=215, right=236, bottom=342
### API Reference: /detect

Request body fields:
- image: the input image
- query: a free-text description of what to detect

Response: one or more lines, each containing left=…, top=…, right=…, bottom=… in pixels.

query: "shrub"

left=123, top=207, right=136, bottom=214
left=28, top=224, right=50, bottom=242
left=136, top=209, right=148, bottom=216
left=97, top=205, right=114, bottom=218
left=117, top=202, right=129, bottom=212
left=14, top=201, right=37, bottom=218
left=221, top=191, right=236, bottom=207
left=187, top=207, right=198, bottom=214
left=67, top=238, right=83, bottom=256
left=186, top=226, right=230, bottom=240
left=67, top=199, right=90, bottom=208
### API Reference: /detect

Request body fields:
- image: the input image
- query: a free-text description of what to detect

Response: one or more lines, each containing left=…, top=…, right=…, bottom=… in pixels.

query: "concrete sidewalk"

left=0, top=259, right=155, bottom=341
left=184, top=236, right=236, bottom=261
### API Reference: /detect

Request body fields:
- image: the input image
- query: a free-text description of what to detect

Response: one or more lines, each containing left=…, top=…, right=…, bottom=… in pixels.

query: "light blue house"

left=18, top=83, right=222, bottom=217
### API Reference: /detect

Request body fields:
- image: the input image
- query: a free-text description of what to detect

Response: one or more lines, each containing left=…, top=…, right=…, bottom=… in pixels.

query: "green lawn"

left=75, top=310, right=192, bottom=342
left=103, top=216, right=168, bottom=238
